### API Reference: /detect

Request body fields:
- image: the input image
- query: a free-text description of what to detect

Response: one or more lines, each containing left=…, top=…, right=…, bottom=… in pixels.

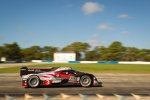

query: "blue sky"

left=0, top=0, right=150, bottom=49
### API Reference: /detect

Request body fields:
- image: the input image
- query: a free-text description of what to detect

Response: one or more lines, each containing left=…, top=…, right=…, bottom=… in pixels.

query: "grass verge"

left=0, top=63, right=150, bottom=74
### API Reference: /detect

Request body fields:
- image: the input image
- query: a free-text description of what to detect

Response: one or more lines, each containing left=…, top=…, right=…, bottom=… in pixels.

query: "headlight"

left=93, top=77, right=96, bottom=80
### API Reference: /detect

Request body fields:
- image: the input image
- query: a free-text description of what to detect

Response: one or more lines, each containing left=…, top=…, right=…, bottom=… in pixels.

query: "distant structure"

left=54, top=52, right=76, bottom=61
left=1, top=57, right=6, bottom=62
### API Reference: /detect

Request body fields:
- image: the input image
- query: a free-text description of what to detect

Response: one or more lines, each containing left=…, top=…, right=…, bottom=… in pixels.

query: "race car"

left=20, top=67, right=102, bottom=88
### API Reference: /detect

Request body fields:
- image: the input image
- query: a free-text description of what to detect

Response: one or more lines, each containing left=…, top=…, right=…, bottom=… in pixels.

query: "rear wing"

left=20, top=67, right=56, bottom=77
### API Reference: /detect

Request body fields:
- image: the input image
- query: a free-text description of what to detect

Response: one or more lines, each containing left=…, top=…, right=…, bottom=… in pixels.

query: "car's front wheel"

left=80, top=75, right=93, bottom=87
left=27, top=75, right=40, bottom=88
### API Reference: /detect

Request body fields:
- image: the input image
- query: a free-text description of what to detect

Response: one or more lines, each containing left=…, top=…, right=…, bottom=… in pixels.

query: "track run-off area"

left=0, top=73, right=150, bottom=100
left=0, top=73, right=150, bottom=94
left=0, top=63, right=150, bottom=99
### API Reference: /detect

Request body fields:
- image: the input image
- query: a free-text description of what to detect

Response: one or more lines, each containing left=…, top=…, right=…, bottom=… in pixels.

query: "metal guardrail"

left=0, top=93, right=150, bottom=100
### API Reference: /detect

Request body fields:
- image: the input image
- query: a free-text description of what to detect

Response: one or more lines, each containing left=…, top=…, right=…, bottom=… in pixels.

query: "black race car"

left=20, top=67, right=102, bottom=88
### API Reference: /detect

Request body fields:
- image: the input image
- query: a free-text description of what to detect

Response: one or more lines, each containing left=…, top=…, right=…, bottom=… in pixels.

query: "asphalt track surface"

left=0, top=73, right=150, bottom=95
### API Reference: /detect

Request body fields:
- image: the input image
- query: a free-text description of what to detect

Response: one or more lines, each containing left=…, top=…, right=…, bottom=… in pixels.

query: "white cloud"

left=88, top=39, right=97, bottom=44
left=87, top=39, right=100, bottom=49
left=87, top=34, right=104, bottom=48
left=118, top=14, right=130, bottom=19
left=92, top=33, right=98, bottom=38
left=96, top=23, right=113, bottom=30
left=82, top=2, right=104, bottom=15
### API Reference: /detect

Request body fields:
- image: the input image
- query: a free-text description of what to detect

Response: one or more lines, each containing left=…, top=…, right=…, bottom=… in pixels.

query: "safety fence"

left=31, top=60, right=150, bottom=64
left=2, top=60, right=150, bottom=64
left=0, top=93, right=150, bottom=100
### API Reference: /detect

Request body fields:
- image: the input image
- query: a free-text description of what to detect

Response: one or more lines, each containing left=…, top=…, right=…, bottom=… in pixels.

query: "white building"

left=1, top=57, right=6, bottom=62
left=54, top=52, right=76, bottom=62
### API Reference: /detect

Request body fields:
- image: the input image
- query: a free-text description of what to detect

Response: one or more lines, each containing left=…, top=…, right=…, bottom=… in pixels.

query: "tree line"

left=0, top=41, right=150, bottom=61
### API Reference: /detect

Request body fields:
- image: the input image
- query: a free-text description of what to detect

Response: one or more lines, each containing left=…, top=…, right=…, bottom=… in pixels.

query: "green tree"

left=62, top=42, right=90, bottom=60
left=62, top=42, right=90, bottom=52
left=21, top=46, right=58, bottom=60
left=2, top=42, right=21, bottom=60
left=85, top=46, right=100, bottom=61
left=122, top=47, right=139, bottom=61
left=41, top=46, right=58, bottom=60
left=108, top=41, right=126, bottom=60
left=99, top=46, right=109, bottom=60
left=21, top=46, right=42, bottom=60
left=137, top=49, right=150, bottom=61
left=99, top=41, right=126, bottom=61
left=0, top=46, right=5, bottom=58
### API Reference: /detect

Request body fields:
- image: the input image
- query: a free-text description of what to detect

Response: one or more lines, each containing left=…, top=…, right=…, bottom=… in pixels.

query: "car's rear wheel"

left=27, top=75, right=40, bottom=88
left=80, top=75, right=93, bottom=87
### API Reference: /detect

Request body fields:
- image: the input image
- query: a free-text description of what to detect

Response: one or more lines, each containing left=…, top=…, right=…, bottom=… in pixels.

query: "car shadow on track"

left=25, top=84, right=102, bottom=88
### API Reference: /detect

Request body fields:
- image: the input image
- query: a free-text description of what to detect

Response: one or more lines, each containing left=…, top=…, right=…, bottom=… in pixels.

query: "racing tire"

left=27, top=75, right=40, bottom=88
left=80, top=75, right=93, bottom=87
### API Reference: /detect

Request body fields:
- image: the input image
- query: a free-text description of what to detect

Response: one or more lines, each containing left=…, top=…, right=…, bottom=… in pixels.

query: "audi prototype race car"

left=20, top=67, right=102, bottom=88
